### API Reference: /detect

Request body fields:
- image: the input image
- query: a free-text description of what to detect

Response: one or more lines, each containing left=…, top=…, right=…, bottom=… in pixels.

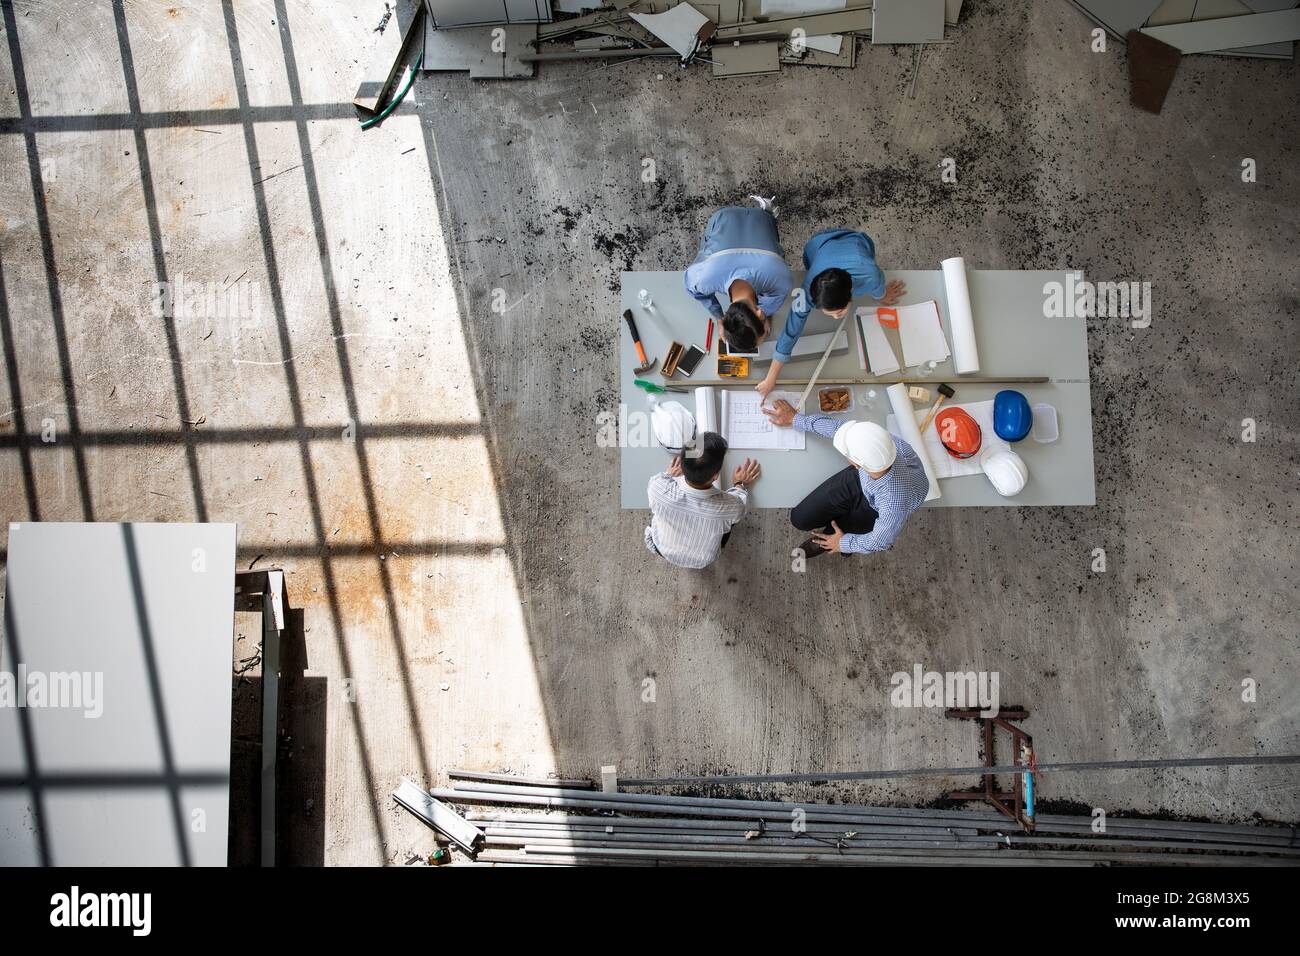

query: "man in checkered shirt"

left=763, top=399, right=928, bottom=558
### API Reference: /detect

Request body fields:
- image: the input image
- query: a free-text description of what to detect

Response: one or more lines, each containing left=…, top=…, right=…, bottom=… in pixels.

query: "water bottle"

left=859, top=387, right=879, bottom=410
left=638, top=289, right=655, bottom=312
left=916, top=360, right=937, bottom=378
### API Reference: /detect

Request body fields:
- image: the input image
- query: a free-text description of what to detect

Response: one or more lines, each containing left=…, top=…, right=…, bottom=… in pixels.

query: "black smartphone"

left=677, top=344, right=706, bottom=377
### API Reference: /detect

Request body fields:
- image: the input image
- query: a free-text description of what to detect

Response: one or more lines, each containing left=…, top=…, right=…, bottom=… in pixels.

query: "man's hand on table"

left=731, top=458, right=761, bottom=488
left=878, top=279, right=907, bottom=307
left=762, top=399, right=797, bottom=428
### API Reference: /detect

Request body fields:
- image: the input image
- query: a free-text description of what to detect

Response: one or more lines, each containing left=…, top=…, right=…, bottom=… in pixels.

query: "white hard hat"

left=833, top=421, right=897, bottom=472
left=981, top=447, right=1028, bottom=496
left=651, top=400, right=697, bottom=454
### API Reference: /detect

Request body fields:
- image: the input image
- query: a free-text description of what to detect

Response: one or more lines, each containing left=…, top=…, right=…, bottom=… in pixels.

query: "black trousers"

left=791, top=465, right=878, bottom=536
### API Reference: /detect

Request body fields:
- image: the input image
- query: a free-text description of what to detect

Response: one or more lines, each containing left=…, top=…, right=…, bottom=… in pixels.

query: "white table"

left=619, top=270, right=1095, bottom=509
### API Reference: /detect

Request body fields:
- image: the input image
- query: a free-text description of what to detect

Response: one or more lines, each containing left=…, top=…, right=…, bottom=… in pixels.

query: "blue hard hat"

left=993, top=390, right=1032, bottom=442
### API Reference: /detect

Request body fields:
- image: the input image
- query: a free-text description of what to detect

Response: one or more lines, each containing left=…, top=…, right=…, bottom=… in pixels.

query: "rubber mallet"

left=919, top=383, right=956, bottom=432
left=623, top=309, right=656, bottom=375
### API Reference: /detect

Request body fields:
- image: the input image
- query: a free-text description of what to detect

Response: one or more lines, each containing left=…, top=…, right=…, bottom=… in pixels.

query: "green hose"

left=361, top=45, right=424, bottom=130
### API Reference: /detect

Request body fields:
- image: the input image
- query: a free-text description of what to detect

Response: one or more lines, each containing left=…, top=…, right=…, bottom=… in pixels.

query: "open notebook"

left=694, top=387, right=806, bottom=451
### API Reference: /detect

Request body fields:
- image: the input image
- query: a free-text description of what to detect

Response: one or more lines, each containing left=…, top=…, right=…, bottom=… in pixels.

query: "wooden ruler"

left=675, top=375, right=1050, bottom=387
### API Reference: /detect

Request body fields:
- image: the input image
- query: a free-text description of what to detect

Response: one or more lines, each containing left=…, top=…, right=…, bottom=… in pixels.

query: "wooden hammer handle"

left=919, top=396, right=948, bottom=432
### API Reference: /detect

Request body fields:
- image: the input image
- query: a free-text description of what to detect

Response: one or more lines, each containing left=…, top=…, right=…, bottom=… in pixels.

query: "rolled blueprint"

left=694, top=386, right=718, bottom=437
left=887, top=383, right=941, bottom=502
left=941, top=256, right=981, bottom=375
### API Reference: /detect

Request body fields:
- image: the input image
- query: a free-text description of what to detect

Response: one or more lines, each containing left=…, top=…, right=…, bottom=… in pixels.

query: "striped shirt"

left=793, top=413, right=929, bottom=555
left=644, top=472, right=749, bottom=569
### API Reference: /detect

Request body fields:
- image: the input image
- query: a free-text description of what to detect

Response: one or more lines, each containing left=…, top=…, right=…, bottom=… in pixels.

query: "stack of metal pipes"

left=434, top=773, right=1300, bottom=867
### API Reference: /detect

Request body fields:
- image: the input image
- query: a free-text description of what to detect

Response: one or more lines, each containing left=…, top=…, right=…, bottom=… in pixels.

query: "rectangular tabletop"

left=619, top=270, right=1095, bottom=509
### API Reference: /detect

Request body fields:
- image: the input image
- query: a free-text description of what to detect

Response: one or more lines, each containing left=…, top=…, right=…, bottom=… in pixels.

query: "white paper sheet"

left=941, top=256, right=981, bottom=374
left=895, top=299, right=951, bottom=368
left=722, top=390, right=806, bottom=450
left=886, top=383, right=940, bottom=500
left=888, top=399, right=1010, bottom=480
left=856, top=307, right=900, bottom=374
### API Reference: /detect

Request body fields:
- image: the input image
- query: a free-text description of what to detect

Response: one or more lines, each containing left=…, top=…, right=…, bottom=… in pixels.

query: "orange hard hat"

left=935, top=407, right=982, bottom=459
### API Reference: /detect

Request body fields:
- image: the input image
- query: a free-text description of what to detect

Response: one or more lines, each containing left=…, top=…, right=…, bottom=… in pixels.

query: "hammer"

left=623, top=309, right=656, bottom=375
left=919, top=383, right=956, bottom=432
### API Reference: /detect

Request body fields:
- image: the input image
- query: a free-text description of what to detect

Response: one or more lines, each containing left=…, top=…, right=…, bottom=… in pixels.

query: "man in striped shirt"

left=645, top=432, right=761, bottom=570
left=762, top=400, right=928, bottom=558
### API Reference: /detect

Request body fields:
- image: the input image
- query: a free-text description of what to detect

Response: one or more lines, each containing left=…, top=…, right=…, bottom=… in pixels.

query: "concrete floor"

left=0, top=0, right=1296, bottom=865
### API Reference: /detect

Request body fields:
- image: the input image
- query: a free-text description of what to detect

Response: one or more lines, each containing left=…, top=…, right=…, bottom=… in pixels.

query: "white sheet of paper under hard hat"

left=886, top=383, right=941, bottom=500
left=855, top=307, right=900, bottom=374
left=894, top=299, right=951, bottom=368
left=887, top=399, right=1011, bottom=481
left=720, top=390, right=806, bottom=451
left=941, top=256, right=981, bottom=374
left=757, top=328, right=848, bottom=362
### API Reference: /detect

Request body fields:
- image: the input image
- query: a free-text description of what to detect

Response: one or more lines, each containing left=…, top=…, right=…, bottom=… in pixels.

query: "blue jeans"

left=692, top=207, right=784, bottom=264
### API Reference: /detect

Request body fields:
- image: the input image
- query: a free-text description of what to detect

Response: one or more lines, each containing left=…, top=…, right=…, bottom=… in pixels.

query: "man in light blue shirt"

left=763, top=399, right=929, bottom=558
left=756, top=228, right=907, bottom=400
left=683, top=203, right=793, bottom=355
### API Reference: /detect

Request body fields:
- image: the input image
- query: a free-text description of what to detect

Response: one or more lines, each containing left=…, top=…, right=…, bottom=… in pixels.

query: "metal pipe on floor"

left=439, top=788, right=1299, bottom=847
left=448, top=769, right=596, bottom=789
left=518, top=47, right=678, bottom=62
left=617, top=753, right=1300, bottom=787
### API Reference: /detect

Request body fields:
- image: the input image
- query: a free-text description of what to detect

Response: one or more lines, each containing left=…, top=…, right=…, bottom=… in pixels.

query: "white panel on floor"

left=0, top=522, right=237, bottom=866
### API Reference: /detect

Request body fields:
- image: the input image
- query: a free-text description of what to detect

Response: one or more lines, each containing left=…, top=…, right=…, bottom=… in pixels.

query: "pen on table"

left=705, top=317, right=714, bottom=352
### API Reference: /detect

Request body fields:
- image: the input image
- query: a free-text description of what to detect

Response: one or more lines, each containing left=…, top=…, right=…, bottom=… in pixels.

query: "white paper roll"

left=694, top=386, right=718, bottom=437
left=941, top=256, right=980, bottom=375
left=887, top=383, right=941, bottom=502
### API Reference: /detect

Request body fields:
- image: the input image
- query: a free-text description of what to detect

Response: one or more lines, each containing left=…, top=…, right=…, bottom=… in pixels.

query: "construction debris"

left=392, top=778, right=485, bottom=853
left=419, top=775, right=1300, bottom=866
left=1069, top=0, right=1299, bottom=58
left=1062, top=0, right=1298, bottom=114
left=1127, top=29, right=1183, bottom=114
left=425, top=0, right=555, bottom=28
left=871, top=0, right=945, bottom=45
left=711, top=39, right=783, bottom=76
left=630, top=2, right=717, bottom=62
left=354, top=0, right=426, bottom=110
left=405, top=0, right=966, bottom=85
left=421, top=18, right=538, bottom=78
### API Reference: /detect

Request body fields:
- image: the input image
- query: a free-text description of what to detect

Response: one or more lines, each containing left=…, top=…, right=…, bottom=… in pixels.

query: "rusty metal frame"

left=945, top=708, right=1036, bottom=832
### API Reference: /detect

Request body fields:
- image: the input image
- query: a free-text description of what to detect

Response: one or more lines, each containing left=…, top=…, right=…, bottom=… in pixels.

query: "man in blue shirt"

left=756, top=228, right=907, bottom=400
left=684, top=202, right=793, bottom=355
left=763, top=399, right=929, bottom=558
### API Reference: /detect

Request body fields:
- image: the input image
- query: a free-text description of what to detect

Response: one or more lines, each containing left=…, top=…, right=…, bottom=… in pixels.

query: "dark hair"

left=682, top=431, right=727, bottom=486
left=811, top=267, right=853, bottom=312
left=722, top=301, right=764, bottom=353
